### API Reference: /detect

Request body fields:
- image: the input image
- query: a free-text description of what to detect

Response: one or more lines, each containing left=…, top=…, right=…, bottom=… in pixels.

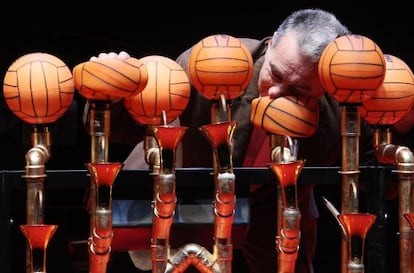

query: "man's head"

left=258, top=8, right=350, bottom=98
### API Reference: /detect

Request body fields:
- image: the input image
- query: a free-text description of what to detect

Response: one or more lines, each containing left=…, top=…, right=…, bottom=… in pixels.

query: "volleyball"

left=250, top=95, right=319, bottom=137
left=188, top=34, right=254, bottom=100
left=318, top=34, right=386, bottom=104
left=3, top=52, right=74, bottom=124
left=359, top=54, right=414, bottom=125
left=124, top=55, right=191, bottom=125
left=72, top=55, right=148, bottom=100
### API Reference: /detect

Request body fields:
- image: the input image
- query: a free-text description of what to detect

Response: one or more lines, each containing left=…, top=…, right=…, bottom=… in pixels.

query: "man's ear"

left=270, top=31, right=278, bottom=46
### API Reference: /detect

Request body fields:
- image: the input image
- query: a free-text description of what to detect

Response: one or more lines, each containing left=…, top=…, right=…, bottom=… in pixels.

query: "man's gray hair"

left=272, top=8, right=351, bottom=62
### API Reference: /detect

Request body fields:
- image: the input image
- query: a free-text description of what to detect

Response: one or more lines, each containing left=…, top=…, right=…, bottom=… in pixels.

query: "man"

left=174, top=8, right=375, bottom=273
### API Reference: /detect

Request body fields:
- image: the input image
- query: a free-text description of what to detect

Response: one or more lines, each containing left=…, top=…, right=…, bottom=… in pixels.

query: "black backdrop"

left=1, top=1, right=413, bottom=72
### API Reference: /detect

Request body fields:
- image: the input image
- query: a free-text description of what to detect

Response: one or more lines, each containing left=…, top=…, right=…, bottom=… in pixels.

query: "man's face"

left=258, top=32, right=324, bottom=99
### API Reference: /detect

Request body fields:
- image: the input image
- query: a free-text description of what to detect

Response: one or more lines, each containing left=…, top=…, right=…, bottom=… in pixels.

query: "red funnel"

left=86, top=162, right=123, bottom=187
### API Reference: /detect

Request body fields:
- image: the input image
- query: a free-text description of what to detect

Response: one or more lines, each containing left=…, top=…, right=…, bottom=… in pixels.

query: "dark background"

left=1, top=1, right=413, bottom=71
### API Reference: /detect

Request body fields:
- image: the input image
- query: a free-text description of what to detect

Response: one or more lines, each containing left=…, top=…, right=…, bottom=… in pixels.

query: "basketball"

left=318, top=34, right=386, bottom=104
left=188, top=34, right=254, bottom=100
left=3, top=52, right=74, bottom=124
left=250, top=95, right=319, bottom=137
left=72, top=55, right=148, bottom=100
left=359, top=54, right=414, bottom=125
left=124, top=55, right=191, bottom=125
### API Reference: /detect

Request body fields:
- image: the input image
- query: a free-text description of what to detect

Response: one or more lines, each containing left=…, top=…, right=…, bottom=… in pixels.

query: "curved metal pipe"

left=165, top=243, right=221, bottom=273
left=376, top=144, right=413, bottom=166
left=269, top=134, right=302, bottom=273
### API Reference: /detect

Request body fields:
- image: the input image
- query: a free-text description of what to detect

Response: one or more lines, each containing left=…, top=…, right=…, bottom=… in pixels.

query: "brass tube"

left=376, top=137, right=414, bottom=273
left=372, top=127, right=392, bottom=150
left=91, top=223, right=113, bottom=254
left=145, top=133, right=161, bottom=173
left=89, top=101, right=110, bottom=163
left=204, top=97, right=236, bottom=273
left=397, top=162, right=414, bottom=273
left=276, top=208, right=301, bottom=273
left=24, top=145, right=48, bottom=225
left=214, top=173, right=236, bottom=238
left=24, top=126, right=51, bottom=225
left=91, top=191, right=114, bottom=254
left=269, top=134, right=301, bottom=273
left=149, top=125, right=185, bottom=273
left=88, top=202, right=114, bottom=270
left=89, top=244, right=111, bottom=273
left=23, top=126, right=51, bottom=273
left=212, top=123, right=236, bottom=273
left=340, top=105, right=360, bottom=213
left=87, top=101, right=111, bottom=273
left=152, top=174, right=176, bottom=239
left=213, top=172, right=235, bottom=273
left=148, top=134, right=172, bottom=273
left=150, top=158, right=175, bottom=273
left=210, top=97, right=231, bottom=124
left=340, top=105, right=361, bottom=273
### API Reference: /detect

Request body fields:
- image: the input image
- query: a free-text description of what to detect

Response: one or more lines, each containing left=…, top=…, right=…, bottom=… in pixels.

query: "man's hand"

left=90, top=51, right=130, bottom=61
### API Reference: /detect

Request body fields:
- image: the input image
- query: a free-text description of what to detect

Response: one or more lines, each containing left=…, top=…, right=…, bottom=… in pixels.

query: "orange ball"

left=124, top=55, right=191, bottom=125
left=318, top=34, right=386, bottom=104
left=250, top=96, right=319, bottom=137
left=72, top=56, right=148, bottom=100
left=3, top=52, right=74, bottom=124
left=359, top=54, right=414, bottom=125
left=188, top=34, right=254, bottom=100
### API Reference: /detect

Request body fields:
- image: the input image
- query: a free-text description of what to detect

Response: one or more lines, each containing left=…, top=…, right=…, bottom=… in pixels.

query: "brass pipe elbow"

left=144, top=134, right=160, bottom=171
left=376, top=143, right=414, bottom=165
left=24, top=145, right=49, bottom=179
